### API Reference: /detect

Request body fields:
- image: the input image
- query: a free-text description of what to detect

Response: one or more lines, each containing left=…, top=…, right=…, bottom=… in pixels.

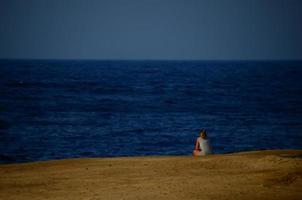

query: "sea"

left=0, top=60, right=302, bottom=164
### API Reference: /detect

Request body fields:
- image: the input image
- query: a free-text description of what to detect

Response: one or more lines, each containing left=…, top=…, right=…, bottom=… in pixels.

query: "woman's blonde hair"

left=200, top=130, right=207, bottom=139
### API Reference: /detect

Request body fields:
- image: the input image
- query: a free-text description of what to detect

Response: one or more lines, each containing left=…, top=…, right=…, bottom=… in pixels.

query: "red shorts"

left=193, top=149, right=201, bottom=156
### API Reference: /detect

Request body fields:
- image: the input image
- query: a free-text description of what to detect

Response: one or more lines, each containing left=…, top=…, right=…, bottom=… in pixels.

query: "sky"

left=0, top=0, right=302, bottom=60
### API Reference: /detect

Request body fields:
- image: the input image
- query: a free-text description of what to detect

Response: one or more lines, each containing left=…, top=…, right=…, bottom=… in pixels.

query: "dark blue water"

left=0, top=60, right=302, bottom=164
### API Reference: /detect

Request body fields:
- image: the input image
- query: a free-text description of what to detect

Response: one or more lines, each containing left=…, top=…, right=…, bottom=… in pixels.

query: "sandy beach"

left=0, top=150, right=301, bottom=200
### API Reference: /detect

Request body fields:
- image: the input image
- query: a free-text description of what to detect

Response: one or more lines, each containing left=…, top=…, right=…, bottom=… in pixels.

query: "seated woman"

left=193, top=130, right=212, bottom=156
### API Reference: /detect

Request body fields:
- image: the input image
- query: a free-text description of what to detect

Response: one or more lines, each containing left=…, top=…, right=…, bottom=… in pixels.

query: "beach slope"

left=0, top=150, right=302, bottom=200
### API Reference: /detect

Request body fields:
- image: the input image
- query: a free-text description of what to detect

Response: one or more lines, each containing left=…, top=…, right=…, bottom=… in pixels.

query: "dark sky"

left=1, top=0, right=302, bottom=60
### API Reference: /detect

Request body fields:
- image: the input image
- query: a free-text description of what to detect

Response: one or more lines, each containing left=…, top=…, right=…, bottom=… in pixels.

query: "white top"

left=197, top=137, right=212, bottom=155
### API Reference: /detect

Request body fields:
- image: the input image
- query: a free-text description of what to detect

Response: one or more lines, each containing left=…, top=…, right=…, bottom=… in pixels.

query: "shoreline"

left=1, top=149, right=302, bottom=200
left=2, top=149, right=299, bottom=166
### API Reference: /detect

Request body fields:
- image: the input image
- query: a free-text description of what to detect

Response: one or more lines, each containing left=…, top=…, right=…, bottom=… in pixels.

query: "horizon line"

left=1, top=58, right=302, bottom=62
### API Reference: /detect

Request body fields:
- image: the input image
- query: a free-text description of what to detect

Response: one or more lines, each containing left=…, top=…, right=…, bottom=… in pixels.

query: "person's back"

left=197, top=137, right=212, bottom=155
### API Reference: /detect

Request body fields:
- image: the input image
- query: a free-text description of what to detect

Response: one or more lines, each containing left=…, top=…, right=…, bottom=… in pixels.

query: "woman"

left=193, top=130, right=212, bottom=156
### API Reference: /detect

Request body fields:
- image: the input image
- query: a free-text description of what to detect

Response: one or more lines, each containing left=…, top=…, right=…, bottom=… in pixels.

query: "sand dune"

left=0, top=150, right=302, bottom=200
